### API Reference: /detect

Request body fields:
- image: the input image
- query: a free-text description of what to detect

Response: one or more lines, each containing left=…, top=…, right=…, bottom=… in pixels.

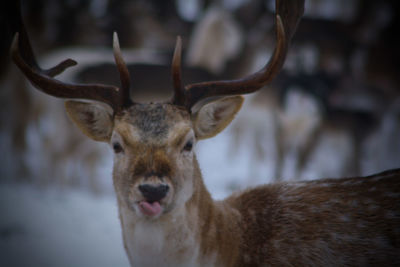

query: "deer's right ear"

left=65, top=100, right=113, bottom=142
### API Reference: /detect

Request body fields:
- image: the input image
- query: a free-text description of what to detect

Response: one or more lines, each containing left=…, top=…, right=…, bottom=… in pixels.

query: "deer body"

left=114, top=129, right=400, bottom=266
left=103, top=103, right=399, bottom=267
left=228, top=170, right=400, bottom=266
left=11, top=0, right=400, bottom=265
left=119, top=160, right=399, bottom=266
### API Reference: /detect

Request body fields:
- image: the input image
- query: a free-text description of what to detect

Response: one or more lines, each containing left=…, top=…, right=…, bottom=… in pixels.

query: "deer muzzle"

left=138, top=184, right=170, bottom=203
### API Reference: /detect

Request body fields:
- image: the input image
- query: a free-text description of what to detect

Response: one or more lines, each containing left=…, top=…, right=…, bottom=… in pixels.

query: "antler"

left=171, top=0, right=304, bottom=111
left=112, top=32, right=134, bottom=109
left=171, top=36, right=184, bottom=106
left=10, top=13, right=133, bottom=114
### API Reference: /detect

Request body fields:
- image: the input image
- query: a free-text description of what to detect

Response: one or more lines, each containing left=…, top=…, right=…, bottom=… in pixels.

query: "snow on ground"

left=0, top=185, right=129, bottom=267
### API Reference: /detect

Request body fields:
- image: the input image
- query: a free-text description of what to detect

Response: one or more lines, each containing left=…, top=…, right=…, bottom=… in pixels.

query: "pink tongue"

left=139, top=201, right=162, bottom=216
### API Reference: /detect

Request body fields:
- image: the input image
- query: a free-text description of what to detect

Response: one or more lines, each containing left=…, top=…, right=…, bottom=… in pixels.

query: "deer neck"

left=117, top=157, right=241, bottom=266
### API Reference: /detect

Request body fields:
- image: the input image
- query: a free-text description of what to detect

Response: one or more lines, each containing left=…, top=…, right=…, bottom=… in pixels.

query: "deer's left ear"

left=192, top=96, right=244, bottom=140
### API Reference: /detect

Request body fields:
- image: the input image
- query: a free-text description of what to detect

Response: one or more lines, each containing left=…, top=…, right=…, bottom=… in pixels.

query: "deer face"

left=12, top=0, right=300, bottom=218
left=64, top=97, right=243, bottom=219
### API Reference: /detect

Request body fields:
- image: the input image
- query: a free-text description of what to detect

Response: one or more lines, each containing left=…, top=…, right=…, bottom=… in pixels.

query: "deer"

left=11, top=0, right=400, bottom=266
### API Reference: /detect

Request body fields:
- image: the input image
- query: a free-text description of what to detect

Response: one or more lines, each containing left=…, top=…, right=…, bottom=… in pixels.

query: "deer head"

left=11, top=0, right=304, bottom=220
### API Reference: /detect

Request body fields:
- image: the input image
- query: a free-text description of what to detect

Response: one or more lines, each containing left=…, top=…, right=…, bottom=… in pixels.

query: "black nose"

left=138, top=184, right=169, bottom=202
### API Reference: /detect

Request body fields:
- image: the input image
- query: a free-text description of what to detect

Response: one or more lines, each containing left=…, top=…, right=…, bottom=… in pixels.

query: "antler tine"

left=16, top=19, right=78, bottom=78
left=11, top=0, right=82, bottom=78
left=171, top=36, right=184, bottom=106
left=113, top=32, right=133, bottom=108
left=11, top=33, right=122, bottom=111
left=179, top=0, right=304, bottom=111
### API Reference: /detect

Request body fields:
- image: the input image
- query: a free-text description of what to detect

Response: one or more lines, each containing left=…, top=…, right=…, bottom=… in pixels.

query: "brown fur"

left=227, top=169, right=400, bottom=266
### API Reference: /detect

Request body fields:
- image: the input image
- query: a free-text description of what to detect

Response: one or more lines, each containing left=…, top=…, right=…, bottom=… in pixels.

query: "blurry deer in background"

left=11, top=0, right=400, bottom=266
left=186, top=5, right=243, bottom=75
left=274, top=73, right=380, bottom=181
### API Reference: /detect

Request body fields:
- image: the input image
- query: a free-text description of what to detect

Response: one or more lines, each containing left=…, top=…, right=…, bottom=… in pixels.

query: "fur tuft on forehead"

left=118, top=103, right=190, bottom=142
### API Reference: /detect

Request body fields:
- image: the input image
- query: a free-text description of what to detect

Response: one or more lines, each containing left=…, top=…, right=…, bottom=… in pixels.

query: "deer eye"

left=183, top=140, right=193, bottom=152
left=113, top=142, right=124, bottom=153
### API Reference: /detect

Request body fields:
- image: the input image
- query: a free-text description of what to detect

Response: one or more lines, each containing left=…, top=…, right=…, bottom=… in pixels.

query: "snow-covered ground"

left=0, top=184, right=129, bottom=267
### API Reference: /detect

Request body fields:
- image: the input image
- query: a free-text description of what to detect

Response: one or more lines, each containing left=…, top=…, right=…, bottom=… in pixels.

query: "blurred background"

left=0, top=0, right=399, bottom=266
